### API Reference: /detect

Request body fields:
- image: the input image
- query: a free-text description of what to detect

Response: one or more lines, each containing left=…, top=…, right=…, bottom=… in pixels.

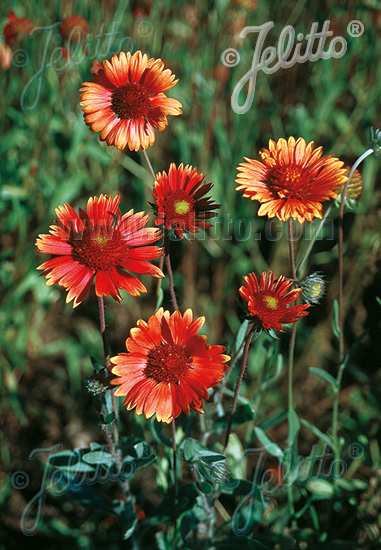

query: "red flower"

left=110, top=308, right=230, bottom=423
left=239, top=271, right=310, bottom=331
left=80, top=50, right=182, bottom=151
left=59, top=15, right=89, bottom=41
left=3, top=10, right=33, bottom=45
left=153, top=163, right=220, bottom=238
left=236, top=137, right=347, bottom=223
left=36, top=194, right=163, bottom=307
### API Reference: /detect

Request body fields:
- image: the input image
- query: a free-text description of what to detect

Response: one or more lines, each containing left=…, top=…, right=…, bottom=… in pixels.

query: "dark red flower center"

left=162, top=192, right=195, bottom=226
left=71, top=227, right=126, bottom=271
left=111, top=82, right=150, bottom=120
left=144, top=343, right=192, bottom=383
left=267, top=165, right=313, bottom=199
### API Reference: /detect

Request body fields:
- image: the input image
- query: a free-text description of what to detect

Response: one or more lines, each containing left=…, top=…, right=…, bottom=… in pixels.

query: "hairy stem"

left=165, top=237, right=179, bottom=311
left=97, top=296, right=110, bottom=367
left=223, top=325, right=257, bottom=451
left=203, top=331, right=248, bottom=445
left=287, top=218, right=298, bottom=516
left=97, top=296, right=119, bottom=442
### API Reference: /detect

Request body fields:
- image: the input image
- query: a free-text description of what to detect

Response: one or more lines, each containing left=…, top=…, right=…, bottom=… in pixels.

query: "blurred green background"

left=1, top=0, right=380, bottom=548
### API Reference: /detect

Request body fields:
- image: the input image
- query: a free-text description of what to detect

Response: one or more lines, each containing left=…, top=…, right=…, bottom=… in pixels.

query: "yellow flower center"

left=264, top=296, right=279, bottom=310
left=93, top=235, right=110, bottom=246
left=174, top=200, right=191, bottom=215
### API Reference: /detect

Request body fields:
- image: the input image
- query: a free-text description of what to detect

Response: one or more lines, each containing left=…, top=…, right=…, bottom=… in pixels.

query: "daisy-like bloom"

left=239, top=271, right=310, bottom=331
left=236, top=137, right=348, bottom=223
left=80, top=50, right=182, bottom=151
left=110, top=308, right=230, bottom=423
left=36, top=194, right=163, bottom=307
left=152, top=163, right=220, bottom=238
left=3, top=9, right=33, bottom=46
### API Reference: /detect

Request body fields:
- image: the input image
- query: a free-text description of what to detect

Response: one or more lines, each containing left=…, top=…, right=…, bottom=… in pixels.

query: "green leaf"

left=258, top=409, right=287, bottom=431
left=112, top=499, right=138, bottom=540
left=332, top=299, right=340, bottom=338
left=49, top=450, right=95, bottom=473
left=89, top=442, right=103, bottom=451
left=235, top=320, right=249, bottom=354
left=81, top=451, right=115, bottom=467
left=300, top=418, right=334, bottom=449
left=198, top=481, right=213, bottom=494
left=183, top=438, right=225, bottom=464
left=150, top=418, right=172, bottom=447
left=306, top=479, right=334, bottom=498
left=179, top=501, right=208, bottom=542
left=287, top=408, right=300, bottom=445
left=309, top=367, right=338, bottom=390
left=120, top=438, right=156, bottom=470
left=156, top=286, right=164, bottom=309
left=336, top=478, right=368, bottom=491
left=254, top=427, right=284, bottom=459
left=261, top=354, right=283, bottom=390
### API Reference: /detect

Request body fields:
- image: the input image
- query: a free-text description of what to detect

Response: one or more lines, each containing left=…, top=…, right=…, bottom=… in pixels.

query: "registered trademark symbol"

left=347, top=20, right=365, bottom=37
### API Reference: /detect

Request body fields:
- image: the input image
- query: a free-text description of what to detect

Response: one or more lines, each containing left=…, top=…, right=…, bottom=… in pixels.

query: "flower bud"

left=370, top=127, right=381, bottom=158
left=300, top=272, right=325, bottom=304
left=85, top=372, right=109, bottom=395
left=196, top=457, right=233, bottom=485
left=345, top=167, right=363, bottom=200
left=335, top=165, right=363, bottom=210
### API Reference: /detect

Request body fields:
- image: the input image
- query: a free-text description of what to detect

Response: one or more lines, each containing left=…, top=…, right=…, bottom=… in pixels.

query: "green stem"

left=97, top=296, right=119, bottom=443
left=156, top=254, right=165, bottom=303
left=333, top=147, right=373, bottom=487
left=332, top=359, right=346, bottom=486
left=296, top=204, right=332, bottom=278
left=223, top=325, right=258, bottom=452
left=337, top=148, right=373, bottom=362
left=244, top=360, right=266, bottom=445
left=287, top=218, right=297, bottom=517
left=142, top=148, right=156, bottom=182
